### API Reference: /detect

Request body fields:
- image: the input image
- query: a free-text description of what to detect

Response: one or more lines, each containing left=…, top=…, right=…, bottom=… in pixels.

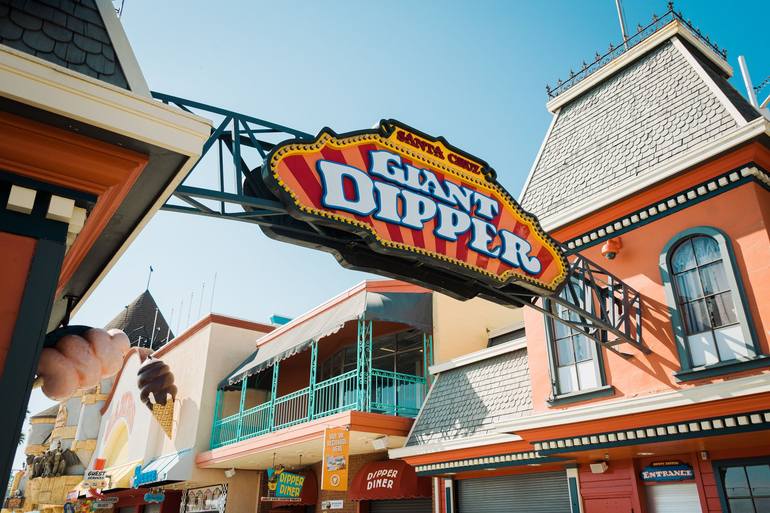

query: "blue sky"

left=16, top=0, right=768, bottom=468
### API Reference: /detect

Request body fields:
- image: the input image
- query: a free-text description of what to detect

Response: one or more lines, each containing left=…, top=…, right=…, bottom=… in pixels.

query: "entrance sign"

left=321, top=427, right=350, bottom=491
left=640, top=461, right=694, bottom=482
left=265, top=120, right=567, bottom=294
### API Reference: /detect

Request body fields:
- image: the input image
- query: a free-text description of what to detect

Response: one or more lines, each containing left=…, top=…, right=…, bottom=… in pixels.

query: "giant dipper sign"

left=265, top=120, right=566, bottom=294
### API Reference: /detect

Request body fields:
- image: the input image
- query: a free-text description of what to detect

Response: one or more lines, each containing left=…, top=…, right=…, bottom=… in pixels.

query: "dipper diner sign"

left=265, top=120, right=567, bottom=294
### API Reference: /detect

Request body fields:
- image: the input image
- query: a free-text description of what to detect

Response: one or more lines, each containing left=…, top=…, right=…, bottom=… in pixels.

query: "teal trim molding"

left=659, top=226, right=761, bottom=375
left=535, top=409, right=770, bottom=456
left=547, top=384, right=615, bottom=406
left=675, top=355, right=770, bottom=382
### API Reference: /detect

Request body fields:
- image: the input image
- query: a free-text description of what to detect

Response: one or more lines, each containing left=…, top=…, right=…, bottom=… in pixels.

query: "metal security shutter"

left=370, top=498, right=432, bottom=513
left=458, top=471, right=571, bottom=513
left=646, top=483, right=703, bottom=513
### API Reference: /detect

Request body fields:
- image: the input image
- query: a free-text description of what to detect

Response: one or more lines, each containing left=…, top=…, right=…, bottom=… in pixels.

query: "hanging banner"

left=264, top=120, right=567, bottom=296
left=640, top=461, right=694, bottom=482
left=321, top=427, right=350, bottom=491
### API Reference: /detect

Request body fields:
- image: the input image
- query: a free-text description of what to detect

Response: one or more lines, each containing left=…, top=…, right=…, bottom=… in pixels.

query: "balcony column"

left=269, top=362, right=280, bottom=430
left=236, top=377, right=247, bottom=441
left=356, top=318, right=372, bottom=411
left=209, top=389, right=223, bottom=448
left=308, top=340, right=318, bottom=419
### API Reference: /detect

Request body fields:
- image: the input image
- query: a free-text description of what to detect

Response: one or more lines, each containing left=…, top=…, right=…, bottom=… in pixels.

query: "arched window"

left=661, top=227, right=759, bottom=376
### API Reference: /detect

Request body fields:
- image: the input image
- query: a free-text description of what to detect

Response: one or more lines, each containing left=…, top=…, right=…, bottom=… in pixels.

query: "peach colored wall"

left=432, top=293, right=521, bottom=365
left=528, top=183, right=770, bottom=411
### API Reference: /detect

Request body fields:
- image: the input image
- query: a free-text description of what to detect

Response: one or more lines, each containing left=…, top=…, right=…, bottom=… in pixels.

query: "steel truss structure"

left=154, top=93, right=647, bottom=355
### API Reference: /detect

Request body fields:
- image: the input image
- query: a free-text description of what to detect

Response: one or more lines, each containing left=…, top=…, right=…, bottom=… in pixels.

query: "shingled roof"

left=520, top=25, right=762, bottom=230
left=0, top=0, right=144, bottom=92
left=406, top=347, right=532, bottom=447
left=105, top=289, right=174, bottom=350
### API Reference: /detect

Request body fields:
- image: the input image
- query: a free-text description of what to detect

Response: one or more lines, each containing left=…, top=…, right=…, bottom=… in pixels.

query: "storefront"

left=349, top=460, right=432, bottom=513
left=259, top=469, right=317, bottom=513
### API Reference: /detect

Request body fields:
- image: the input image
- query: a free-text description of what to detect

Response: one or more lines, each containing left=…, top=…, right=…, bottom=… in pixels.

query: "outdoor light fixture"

left=637, top=452, right=655, bottom=456
left=590, top=462, right=609, bottom=474
left=700, top=451, right=709, bottom=460
left=371, top=436, right=389, bottom=451
left=224, top=468, right=236, bottom=478
left=601, top=237, right=623, bottom=260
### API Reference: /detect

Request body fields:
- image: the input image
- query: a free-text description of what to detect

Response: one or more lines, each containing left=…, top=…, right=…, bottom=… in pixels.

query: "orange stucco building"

left=391, top=14, right=770, bottom=513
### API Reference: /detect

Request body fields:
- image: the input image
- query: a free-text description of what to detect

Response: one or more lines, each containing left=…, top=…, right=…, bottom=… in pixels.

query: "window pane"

left=553, top=319, right=571, bottom=339
left=707, top=292, right=738, bottom=328
left=398, top=333, right=422, bottom=352
left=672, top=240, right=696, bottom=273
left=693, top=236, right=721, bottom=265
left=573, top=335, right=593, bottom=363
left=396, top=349, right=423, bottom=376
left=576, top=360, right=599, bottom=390
left=372, top=337, right=396, bottom=360
left=754, top=499, right=770, bottom=512
left=675, top=269, right=703, bottom=301
left=556, top=337, right=575, bottom=365
left=700, top=261, right=730, bottom=295
left=688, top=332, right=719, bottom=367
left=557, top=366, right=577, bottom=395
left=682, top=299, right=711, bottom=334
left=746, top=465, right=770, bottom=496
left=372, top=356, right=393, bottom=371
left=724, top=467, right=751, bottom=497
left=728, top=498, right=756, bottom=513
left=715, top=325, right=750, bottom=361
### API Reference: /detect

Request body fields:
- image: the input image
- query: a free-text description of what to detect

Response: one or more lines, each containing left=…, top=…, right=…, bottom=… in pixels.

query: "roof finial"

left=145, top=265, right=154, bottom=291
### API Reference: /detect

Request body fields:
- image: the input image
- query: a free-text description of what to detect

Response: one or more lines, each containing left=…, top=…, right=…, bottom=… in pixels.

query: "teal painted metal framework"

left=210, top=318, right=433, bottom=449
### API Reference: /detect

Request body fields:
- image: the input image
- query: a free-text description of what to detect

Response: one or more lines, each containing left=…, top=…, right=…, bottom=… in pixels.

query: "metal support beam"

left=269, top=362, right=280, bottom=431
left=236, top=377, right=247, bottom=440
left=210, top=389, right=223, bottom=448
left=309, top=340, right=318, bottom=419
left=357, top=318, right=372, bottom=412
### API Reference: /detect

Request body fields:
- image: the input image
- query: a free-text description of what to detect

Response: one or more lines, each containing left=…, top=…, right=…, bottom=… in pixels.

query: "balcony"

left=210, top=283, right=434, bottom=450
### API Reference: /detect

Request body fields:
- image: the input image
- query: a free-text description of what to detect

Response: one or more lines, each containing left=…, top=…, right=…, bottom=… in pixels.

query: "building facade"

left=196, top=280, right=519, bottom=513
left=391, top=14, right=770, bottom=513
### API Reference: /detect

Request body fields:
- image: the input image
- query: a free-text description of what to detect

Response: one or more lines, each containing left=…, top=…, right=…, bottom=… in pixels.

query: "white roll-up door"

left=645, top=483, right=703, bottom=513
left=457, top=471, right=571, bottom=513
left=370, top=498, right=432, bottom=513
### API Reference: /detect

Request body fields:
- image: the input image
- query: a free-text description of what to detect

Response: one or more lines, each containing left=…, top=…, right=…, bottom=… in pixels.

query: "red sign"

left=266, top=120, right=566, bottom=294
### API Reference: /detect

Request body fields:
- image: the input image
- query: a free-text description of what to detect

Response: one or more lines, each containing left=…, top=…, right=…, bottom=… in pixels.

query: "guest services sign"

left=265, top=120, right=566, bottom=294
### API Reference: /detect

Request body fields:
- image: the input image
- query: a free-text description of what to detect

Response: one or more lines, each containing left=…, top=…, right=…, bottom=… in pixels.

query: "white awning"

left=222, top=289, right=431, bottom=386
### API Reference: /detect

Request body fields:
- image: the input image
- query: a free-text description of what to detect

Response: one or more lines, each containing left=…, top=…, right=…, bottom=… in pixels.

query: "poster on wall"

left=181, top=484, right=228, bottom=513
left=640, top=461, right=694, bottom=482
left=321, top=427, right=350, bottom=491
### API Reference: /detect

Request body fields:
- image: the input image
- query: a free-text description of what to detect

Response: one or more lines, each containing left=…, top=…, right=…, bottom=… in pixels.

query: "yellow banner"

left=321, top=427, right=350, bottom=491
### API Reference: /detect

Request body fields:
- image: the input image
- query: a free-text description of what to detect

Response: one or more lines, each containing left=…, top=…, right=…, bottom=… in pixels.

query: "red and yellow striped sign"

left=266, top=120, right=566, bottom=293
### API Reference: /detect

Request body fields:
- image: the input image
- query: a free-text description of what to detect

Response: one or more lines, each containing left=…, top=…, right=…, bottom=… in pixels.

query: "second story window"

left=670, top=235, right=747, bottom=366
left=660, top=228, right=760, bottom=378
left=547, top=279, right=606, bottom=398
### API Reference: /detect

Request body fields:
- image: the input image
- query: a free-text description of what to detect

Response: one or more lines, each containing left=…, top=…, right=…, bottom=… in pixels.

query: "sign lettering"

left=321, top=427, right=350, bottom=491
left=266, top=120, right=566, bottom=295
left=640, top=461, right=694, bottom=482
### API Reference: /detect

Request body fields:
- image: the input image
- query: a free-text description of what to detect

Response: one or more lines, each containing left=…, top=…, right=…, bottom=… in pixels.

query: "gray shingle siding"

left=0, top=0, right=129, bottom=89
left=406, top=348, right=532, bottom=447
left=520, top=40, right=741, bottom=219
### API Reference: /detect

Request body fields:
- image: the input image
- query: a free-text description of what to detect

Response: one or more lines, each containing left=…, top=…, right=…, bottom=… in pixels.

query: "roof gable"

left=104, top=289, right=173, bottom=350
left=520, top=33, right=761, bottom=229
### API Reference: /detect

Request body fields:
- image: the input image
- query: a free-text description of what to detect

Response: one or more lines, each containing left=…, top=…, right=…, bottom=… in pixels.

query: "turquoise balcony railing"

left=210, top=322, right=433, bottom=449
left=211, top=369, right=426, bottom=448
